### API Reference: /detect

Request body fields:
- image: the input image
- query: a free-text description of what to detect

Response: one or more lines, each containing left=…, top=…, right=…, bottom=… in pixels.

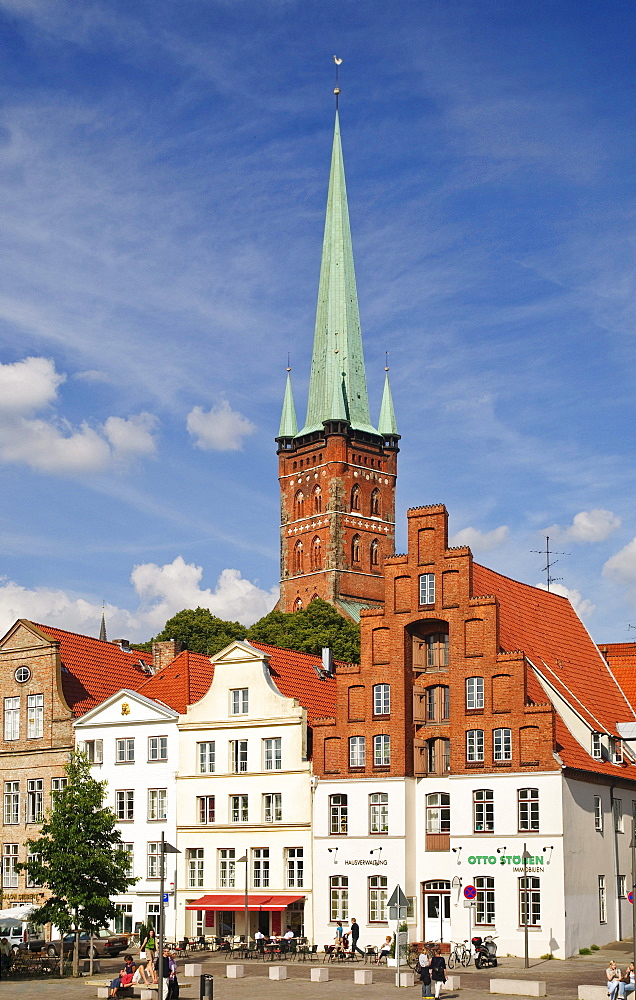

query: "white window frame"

left=330, top=875, right=348, bottom=921
left=188, top=848, right=204, bottom=889
left=374, top=734, right=390, bottom=767
left=230, top=740, right=248, bottom=773
left=263, top=792, right=282, bottom=823
left=218, top=848, right=236, bottom=888
left=368, top=874, right=388, bottom=923
left=148, top=788, right=167, bottom=821
left=330, top=794, right=348, bottom=835
left=474, top=789, right=494, bottom=833
left=493, top=728, right=512, bottom=762
left=116, top=789, right=134, bottom=821
left=4, top=697, right=19, bottom=741
left=349, top=735, right=365, bottom=768
left=230, top=794, right=248, bottom=823
left=466, top=676, right=484, bottom=710
left=614, top=798, right=623, bottom=833
left=82, top=739, right=103, bottom=764
left=467, top=729, right=484, bottom=762
left=252, top=848, right=270, bottom=889
left=147, top=842, right=166, bottom=880
left=263, top=737, right=281, bottom=771
left=475, top=875, right=495, bottom=926
left=198, top=795, right=215, bottom=824
left=230, top=689, right=249, bottom=715
left=2, top=844, right=18, bottom=888
left=518, top=876, right=541, bottom=927
left=618, top=875, right=627, bottom=898
left=594, top=795, right=603, bottom=831
left=599, top=875, right=607, bottom=923
left=286, top=847, right=304, bottom=888
left=116, top=738, right=135, bottom=763
left=198, top=741, right=215, bottom=773
left=27, top=694, right=43, bottom=739
left=518, top=788, right=539, bottom=832
left=27, top=778, right=43, bottom=824
left=369, top=792, right=389, bottom=835
left=373, top=684, right=390, bottom=715
left=419, top=573, right=435, bottom=606
left=3, top=781, right=19, bottom=824
left=148, top=736, right=168, bottom=761
left=591, top=732, right=602, bottom=760
left=426, top=792, right=450, bottom=834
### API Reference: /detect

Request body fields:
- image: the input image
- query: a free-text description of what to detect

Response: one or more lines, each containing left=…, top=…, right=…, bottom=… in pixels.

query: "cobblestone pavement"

left=1, top=948, right=629, bottom=1000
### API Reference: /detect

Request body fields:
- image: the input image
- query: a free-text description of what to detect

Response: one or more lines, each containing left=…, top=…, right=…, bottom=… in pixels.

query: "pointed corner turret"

left=277, top=371, right=298, bottom=440
left=378, top=370, right=400, bottom=442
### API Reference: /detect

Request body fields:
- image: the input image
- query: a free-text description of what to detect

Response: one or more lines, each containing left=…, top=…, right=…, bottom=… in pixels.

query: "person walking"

left=141, top=926, right=157, bottom=980
left=430, top=946, right=446, bottom=1000
left=350, top=918, right=364, bottom=959
left=419, top=950, right=433, bottom=999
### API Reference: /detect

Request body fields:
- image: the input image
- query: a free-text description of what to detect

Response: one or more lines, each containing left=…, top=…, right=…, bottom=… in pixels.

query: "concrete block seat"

left=490, top=980, right=547, bottom=997
left=354, top=969, right=373, bottom=985
left=578, top=989, right=610, bottom=1000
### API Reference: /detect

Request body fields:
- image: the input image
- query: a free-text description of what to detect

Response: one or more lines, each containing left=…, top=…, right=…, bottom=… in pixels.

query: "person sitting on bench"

left=109, top=955, right=136, bottom=997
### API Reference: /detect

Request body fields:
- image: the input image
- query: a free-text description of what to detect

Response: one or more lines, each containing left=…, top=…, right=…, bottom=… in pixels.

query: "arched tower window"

left=311, top=536, right=322, bottom=571
left=370, top=489, right=380, bottom=516
left=313, top=486, right=322, bottom=513
left=370, top=539, right=379, bottom=568
left=295, top=491, right=305, bottom=518
left=293, top=540, right=304, bottom=575
left=351, top=534, right=361, bottom=564
left=294, top=597, right=303, bottom=611
left=351, top=485, right=360, bottom=511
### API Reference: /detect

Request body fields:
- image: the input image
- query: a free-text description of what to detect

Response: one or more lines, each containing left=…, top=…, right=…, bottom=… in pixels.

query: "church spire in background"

left=99, top=605, right=107, bottom=642
left=278, top=366, right=298, bottom=438
left=378, top=358, right=399, bottom=438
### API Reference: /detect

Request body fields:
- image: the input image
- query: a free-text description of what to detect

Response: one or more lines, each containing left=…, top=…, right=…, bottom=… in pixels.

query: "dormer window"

left=231, top=689, right=248, bottom=716
left=591, top=732, right=602, bottom=760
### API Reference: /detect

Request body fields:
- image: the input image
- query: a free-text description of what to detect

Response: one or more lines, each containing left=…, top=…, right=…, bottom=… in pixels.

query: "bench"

left=490, top=981, right=547, bottom=997
left=578, top=989, right=609, bottom=1000
left=91, top=982, right=192, bottom=999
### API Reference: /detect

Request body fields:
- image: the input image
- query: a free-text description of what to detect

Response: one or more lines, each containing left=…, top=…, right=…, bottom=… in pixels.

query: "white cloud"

left=537, top=582, right=595, bottom=619
left=547, top=509, right=621, bottom=544
left=187, top=401, right=256, bottom=452
left=0, top=356, right=63, bottom=414
left=0, top=557, right=278, bottom=642
left=0, top=356, right=158, bottom=474
left=603, top=539, right=636, bottom=587
left=450, top=524, right=509, bottom=552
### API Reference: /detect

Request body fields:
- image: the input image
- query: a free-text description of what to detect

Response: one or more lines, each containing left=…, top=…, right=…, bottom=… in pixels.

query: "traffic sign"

left=628, top=891, right=634, bottom=904
left=388, top=885, right=409, bottom=910
left=162, top=893, right=169, bottom=903
left=464, top=885, right=477, bottom=900
left=463, top=900, right=477, bottom=908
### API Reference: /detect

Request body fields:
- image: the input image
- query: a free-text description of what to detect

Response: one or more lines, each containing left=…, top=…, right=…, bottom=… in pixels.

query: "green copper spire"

left=278, top=371, right=298, bottom=438
left=298, top=111, right=378, bottom=437
left=378, top=370, right=399, bottom=436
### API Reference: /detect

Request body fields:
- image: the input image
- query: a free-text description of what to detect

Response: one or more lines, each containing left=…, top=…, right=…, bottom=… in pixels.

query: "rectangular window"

left=474, top=789, right=494, bottom=833
left=230, top=795, right=248, bottom=823
left=2, top=844, right=18, bottom=888
left=148, top=736, right=168, bottom=761
left=198, top=796, right=215, bottom=824
left=493, top=728, right=512, bottom=762
left=518, top=788, right=539, bottom=832
left=330, top=794, right=348, bottom=834
left=594, top=795, right=603, bottom=831
left=116, top=789, right=134, bottom=821
left=122, top=844, right=134, bottom=877
left=618, top=875, right=627, bottom=898
left=475, top=876, right=495, bottom=925
left=253, top=848, right=270, bottom=888
left=263, top=737, right=282, bottom=771
left=426, top=792, right=450, bottom=834
left=614, top=798, right=623, bottom=833
left=369, top=792, right=389, bottom=834
left=27, top=694, right=43, bottom=739
left=349, top=736, right=365, bottom=768
left=116, top=738, right=135, bottom=762
left=599, top=875, right=607, bottom=923
left=188, top=848, right=204, bottom=889
left=4, top=697, right=19, bottom=741
left=114, top=903, right=133, bottom=935
left=519, top=877, right=541, bottom=927
left=286, top=848, right=303, bottom=888
left=373, top=684, right=390, bottom=715
left=369, top=875, right=388, bottom=922
left=592, top=732, right=602, bottom=759
left=467, top=729, right=484, bottom=762
left=218, top=848, right=236, bottom=888
left=330, top=875, right=349, bottom=921
left=26, top=852, right=41, bottom=887
left=230, top=740, right=248, bottom=773
left=3, top=781, right=19, bottom=824
left=148, top=788, right=167, bottom=821
left=419, top=573, right=435, bottom=605
left=51, top=776, right=67, bottom=807
left=147, top=842, right=166, bottom=879
left=374, top=734, right=390, bottom=767
left=263, top=793, right=282, bottom=823
left=27, top=778, right=43, bottom=823
left=466, top=677, right=484, bottom=710
left=231, top=689, right=249, bottom=715
left=82, top=739, right=103, bottom=763
left=198, top=741, right=215, bottom=773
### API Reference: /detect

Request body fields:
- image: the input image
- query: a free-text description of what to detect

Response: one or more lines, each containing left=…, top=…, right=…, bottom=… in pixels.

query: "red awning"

left=185, top=894, right=304, bottom=912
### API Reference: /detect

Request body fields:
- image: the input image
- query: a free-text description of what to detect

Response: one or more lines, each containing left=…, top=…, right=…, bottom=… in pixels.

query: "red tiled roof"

left=30, top=622, right=152, bottom=717
left=138, top=649, right=215, bottom=714
left=472, top=566, right=635, bottom=734
left=554, top=715, right=636, bottom=779
left=249, top=642, right=337, bottom=723
left=601, top=644, right=636, bottom=708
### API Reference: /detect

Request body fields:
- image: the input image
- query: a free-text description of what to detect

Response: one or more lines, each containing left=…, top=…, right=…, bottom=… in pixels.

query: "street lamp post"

left=157, top=832, right=180, bottom=1000
left=238, top=856, right=249, bottom=945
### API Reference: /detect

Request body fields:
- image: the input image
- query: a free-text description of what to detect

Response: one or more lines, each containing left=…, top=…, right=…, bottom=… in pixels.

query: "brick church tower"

left=276, top=111, right=400, bottom=617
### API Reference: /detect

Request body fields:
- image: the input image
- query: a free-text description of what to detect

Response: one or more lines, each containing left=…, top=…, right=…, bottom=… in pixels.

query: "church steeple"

left=378, top=370, right=399, bottom=438
left=278, top=370, right=298, bottom=439
left=99, top=607, right=107, bottom=643
left=298, top=111, right=377, bottom=437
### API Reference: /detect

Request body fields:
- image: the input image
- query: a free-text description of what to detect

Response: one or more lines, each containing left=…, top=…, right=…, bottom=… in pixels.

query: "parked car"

left=22, top=928, right=128, bottom=958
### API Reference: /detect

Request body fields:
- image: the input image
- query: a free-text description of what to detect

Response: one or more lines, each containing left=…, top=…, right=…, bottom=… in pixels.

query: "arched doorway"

left=422, top=880, right=451, bottom=943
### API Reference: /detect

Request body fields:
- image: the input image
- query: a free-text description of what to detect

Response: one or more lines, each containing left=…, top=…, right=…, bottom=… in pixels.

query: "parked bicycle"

left=447, top=940, right=471, bottom=968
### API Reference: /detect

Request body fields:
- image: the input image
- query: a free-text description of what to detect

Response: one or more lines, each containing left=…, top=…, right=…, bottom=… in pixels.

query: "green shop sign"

left=467, top=855, right=544, bottom=867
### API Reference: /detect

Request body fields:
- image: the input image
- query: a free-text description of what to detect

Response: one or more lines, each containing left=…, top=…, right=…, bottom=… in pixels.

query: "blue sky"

left=1, top=0, right=636, bottom=643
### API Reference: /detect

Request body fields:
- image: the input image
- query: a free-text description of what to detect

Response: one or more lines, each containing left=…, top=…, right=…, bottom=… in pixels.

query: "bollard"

left=200, top=972, right=214, bottom=1000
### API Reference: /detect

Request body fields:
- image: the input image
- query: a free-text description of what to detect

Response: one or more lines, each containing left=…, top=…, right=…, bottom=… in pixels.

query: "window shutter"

left=96, top=740, right=103, bottom=763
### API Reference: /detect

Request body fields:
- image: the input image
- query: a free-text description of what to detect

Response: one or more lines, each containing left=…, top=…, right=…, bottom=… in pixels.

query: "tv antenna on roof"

left=531, top=535, right=568, bottom=592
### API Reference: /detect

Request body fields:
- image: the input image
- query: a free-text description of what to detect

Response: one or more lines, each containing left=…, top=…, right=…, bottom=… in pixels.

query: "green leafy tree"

left=247, top=598, right=360, bottom=662
left=134, top=607, right=247, bottom=656
left=18, top=751, right=136, bottom=978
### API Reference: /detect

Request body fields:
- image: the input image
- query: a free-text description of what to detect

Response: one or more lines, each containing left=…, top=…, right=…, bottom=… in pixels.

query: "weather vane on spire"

left=287, top=351, right=291, bottom=373
left=333, top=55, right=342, bottom=109
left=385, top=351, right=390, bottom=372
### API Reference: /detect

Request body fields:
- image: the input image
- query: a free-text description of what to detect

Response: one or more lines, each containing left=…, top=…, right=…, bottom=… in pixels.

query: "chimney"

left=152, top=639, right=182, bottom=674
left=112, top=639, right=132, bottom=653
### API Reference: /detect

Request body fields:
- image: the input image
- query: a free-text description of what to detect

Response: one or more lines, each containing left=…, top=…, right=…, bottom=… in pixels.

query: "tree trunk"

left=59, top=934, right=64, bottom=978
left=73, top=927, right=79, bottom=978
left=89, top=932, right=94, bottom=976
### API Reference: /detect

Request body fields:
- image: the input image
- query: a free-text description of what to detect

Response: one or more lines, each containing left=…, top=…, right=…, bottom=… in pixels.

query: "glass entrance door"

left=423, top=880, right=451, bottom=943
